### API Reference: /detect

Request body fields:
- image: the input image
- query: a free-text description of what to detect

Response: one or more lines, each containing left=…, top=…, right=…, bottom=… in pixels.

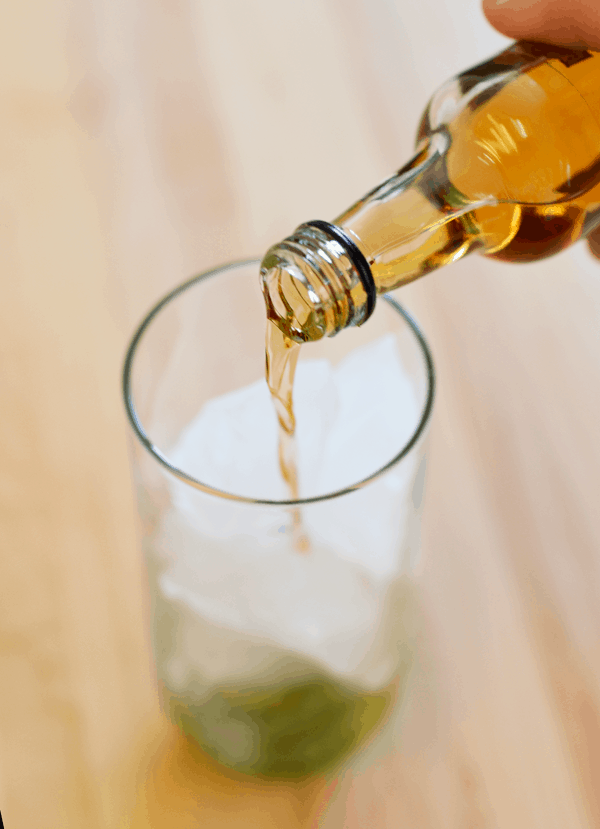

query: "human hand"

left=482, top=0, right=600, bottom=257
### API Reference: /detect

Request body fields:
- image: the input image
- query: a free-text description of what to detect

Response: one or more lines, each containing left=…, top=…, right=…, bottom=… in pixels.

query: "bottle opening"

left=260, top=222, right=374, bottom=343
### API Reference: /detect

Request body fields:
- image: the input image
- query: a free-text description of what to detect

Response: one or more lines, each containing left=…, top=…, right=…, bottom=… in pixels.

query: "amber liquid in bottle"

left=261, top=41, right=600, bottom=345
left=342, top=42, right=600, bottom=287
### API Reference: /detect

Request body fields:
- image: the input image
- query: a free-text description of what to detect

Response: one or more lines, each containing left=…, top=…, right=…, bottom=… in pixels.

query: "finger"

left=482, top=0, right=600, bottom=51
left=587, top=227, right=600, bottom=259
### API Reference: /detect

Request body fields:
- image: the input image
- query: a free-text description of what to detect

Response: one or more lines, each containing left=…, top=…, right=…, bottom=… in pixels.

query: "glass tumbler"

left=122, top=260, right=434, bottom=784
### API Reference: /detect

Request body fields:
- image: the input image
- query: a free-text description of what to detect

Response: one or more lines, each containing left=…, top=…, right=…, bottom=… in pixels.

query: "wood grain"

left=1, top=0, right=600, bottom=826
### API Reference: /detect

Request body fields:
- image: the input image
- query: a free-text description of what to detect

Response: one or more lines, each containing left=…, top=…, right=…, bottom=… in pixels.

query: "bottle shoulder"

left=420, top=43, right=600, bottom=205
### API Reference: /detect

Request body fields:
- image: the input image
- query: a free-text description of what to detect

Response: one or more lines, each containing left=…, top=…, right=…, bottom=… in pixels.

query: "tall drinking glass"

left=122, top=260, right=434, bottom=792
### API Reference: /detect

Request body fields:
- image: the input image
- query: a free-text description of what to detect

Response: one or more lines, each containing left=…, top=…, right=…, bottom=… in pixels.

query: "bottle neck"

left=260, top=221, right=374, bottom=342
left=260, top=135, right=492, bottom=342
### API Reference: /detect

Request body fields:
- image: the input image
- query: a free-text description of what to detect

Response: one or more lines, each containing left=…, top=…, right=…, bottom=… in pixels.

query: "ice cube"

left=304, top=333, right=419, bottom=494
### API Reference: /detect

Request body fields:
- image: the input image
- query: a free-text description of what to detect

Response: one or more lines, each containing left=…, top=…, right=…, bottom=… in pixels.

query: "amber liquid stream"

left=265, top=319, right=310, bottom=552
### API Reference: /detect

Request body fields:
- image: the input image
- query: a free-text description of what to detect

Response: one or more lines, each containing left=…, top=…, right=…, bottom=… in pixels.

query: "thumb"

left=482, top=0, right=600, bottom=51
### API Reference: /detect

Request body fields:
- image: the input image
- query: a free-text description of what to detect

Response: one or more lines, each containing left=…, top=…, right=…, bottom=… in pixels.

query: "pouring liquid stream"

left=265, top=320, right=311, bottom=553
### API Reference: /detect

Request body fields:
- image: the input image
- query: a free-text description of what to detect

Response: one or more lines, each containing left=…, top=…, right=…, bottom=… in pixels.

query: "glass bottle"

left=261, top=40, right=600, bottom=342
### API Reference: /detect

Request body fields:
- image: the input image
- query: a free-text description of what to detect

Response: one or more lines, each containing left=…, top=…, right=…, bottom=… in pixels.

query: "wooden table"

left=2, top=1, right=600, bottom=826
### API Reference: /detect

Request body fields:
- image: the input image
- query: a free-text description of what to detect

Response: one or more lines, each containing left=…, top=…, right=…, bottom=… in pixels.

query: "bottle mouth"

left=260, top=252, right=327, bottom=343
left=260, top=221, right=376, bottom=343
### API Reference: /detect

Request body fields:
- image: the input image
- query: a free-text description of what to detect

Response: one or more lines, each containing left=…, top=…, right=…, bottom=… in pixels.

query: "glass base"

left=163, top=665, right=410, bottom=781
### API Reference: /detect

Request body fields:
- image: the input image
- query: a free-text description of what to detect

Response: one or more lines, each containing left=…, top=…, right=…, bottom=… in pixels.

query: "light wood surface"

left=2, top=1, right=600, bottom=826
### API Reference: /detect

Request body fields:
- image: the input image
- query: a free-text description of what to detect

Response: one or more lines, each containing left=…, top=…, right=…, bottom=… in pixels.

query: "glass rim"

left=122, top=259, right=436, bottom=506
